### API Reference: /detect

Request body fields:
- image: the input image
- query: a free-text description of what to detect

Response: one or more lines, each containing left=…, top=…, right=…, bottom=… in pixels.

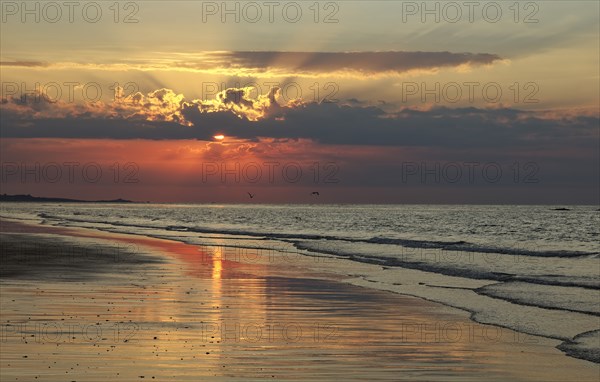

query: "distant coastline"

left=0, top=194, right=141, bottom=203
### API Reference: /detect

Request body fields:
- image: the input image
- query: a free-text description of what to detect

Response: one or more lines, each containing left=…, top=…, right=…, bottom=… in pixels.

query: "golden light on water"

left=212, top=246, right=223, bottom=281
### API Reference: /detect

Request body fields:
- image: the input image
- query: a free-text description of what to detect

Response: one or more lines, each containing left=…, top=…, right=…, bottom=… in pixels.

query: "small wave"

left=557, top=330, right=600, bottom=363
left=476, top=282, right=600, bottom=316
left=32, top=212, right=599, bottom=260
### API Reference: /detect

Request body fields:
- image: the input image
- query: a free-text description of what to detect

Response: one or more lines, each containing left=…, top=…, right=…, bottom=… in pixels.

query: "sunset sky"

left=1, top=1, right=598, bottom=203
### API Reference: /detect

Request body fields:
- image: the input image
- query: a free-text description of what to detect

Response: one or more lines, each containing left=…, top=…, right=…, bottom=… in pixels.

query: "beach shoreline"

left=1, top=218, right=598, bottom=381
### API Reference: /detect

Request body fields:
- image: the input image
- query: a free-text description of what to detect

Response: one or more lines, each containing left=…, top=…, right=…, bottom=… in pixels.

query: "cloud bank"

left=1, top=86, right=597, bottom=151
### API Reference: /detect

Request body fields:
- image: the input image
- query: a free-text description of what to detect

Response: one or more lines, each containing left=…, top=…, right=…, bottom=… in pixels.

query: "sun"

left=213, top=134, right=225, bottom=141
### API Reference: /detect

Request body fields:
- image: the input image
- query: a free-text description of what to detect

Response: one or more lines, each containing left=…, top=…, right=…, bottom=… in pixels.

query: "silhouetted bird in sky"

left=311, top=192, right=320, bottom=196
left=247, top=192, right=254, bottom=199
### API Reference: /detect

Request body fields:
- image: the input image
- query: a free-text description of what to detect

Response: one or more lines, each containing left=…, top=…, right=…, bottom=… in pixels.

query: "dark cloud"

left=1, top=51, right=501, bottom=76
left=0, top=61, right=48, bottom=68
left=1, top=88, right=597, bottom=152
left=207, top=51, right=502, bottom=75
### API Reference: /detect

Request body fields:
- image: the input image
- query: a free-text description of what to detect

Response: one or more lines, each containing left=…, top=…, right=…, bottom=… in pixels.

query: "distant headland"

left=0, top=194, right=141, bottom=203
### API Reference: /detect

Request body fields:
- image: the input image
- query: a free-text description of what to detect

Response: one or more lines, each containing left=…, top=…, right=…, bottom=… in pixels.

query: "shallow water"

left=1, top=203, right=599, bottom=363
left=2, top=226, right=597, bottom=381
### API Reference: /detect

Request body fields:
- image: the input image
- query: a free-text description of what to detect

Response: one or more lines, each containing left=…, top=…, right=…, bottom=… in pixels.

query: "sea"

left=1, top=203, right=599, bottom=362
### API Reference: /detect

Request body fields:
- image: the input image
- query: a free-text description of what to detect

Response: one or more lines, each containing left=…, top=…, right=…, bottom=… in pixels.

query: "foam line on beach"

left=12, top=211, right=599, bottom=259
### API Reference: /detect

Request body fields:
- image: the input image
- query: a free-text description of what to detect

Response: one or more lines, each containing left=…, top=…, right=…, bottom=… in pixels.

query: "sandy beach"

left=1, top=218, right=598, bottom=381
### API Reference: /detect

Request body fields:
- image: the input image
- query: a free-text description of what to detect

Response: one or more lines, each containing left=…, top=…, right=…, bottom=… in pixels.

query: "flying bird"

left=311, top=192, right=320, bottom=196
left=247, top=192, right=254, bottom=199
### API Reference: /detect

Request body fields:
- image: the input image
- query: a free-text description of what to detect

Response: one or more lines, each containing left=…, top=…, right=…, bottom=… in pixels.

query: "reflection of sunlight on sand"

left=2, top=221, right=598, bottom=381
left=210, top=243, right=223, bottom=370
left=212, top=245, right=223, bottom=281
left=208, top=243, right=268, bottom=351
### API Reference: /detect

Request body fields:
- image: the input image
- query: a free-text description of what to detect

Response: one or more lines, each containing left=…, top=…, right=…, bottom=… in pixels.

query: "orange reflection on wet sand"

left=1, top=219, right=598, bottom=381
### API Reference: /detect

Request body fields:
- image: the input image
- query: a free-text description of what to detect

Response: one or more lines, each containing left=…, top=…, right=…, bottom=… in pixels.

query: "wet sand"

left=1, top=219, right=598, bottom=381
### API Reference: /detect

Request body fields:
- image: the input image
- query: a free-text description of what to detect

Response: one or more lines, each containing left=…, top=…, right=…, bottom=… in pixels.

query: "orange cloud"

left=1, top=85, right=302, bottom=125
